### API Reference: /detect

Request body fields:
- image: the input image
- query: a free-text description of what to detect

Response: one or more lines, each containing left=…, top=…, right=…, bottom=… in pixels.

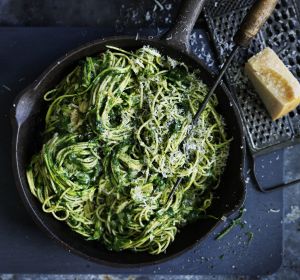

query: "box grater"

left=204, top=0, right=300, bottom=191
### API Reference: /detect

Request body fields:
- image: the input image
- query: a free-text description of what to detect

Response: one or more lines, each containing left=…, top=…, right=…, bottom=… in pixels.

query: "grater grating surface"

left=204, top=0, right=300, bottom=153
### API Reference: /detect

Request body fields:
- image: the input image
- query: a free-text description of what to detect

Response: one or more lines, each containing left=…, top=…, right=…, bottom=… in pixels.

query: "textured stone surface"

left=0, top=0, right=181, bottom=28
left=0, top=0, right=299, bottom=279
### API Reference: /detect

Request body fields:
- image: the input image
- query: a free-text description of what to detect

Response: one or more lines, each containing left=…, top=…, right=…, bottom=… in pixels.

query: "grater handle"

left=234, top=0, right=278, bottom=47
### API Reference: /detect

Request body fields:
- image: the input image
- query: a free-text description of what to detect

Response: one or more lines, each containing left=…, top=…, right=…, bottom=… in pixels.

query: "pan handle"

left=162, top=0, right=206, bottom=54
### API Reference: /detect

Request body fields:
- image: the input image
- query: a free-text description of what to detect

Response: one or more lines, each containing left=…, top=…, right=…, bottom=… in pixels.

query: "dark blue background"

left=0, top=27, right=283, bottom=275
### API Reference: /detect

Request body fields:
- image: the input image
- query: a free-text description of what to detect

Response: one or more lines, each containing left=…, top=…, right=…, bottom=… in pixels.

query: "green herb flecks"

left=27, top=46, right=230, bottom=255
left=215, top=208, right=245, bottom=240
left=245, top=231, right=254, bottom=243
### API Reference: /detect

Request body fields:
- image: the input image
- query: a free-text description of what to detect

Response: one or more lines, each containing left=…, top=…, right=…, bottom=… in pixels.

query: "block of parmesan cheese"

left=245, top=47, right=300, bottom=120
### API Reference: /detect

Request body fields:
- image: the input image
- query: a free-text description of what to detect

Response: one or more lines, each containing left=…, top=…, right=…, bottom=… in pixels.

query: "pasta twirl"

left=27, top=46, right=230, bottom=254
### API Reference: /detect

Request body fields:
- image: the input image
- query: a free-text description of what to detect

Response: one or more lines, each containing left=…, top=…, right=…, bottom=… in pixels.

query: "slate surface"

left=0, top=27, right=284, bottom=275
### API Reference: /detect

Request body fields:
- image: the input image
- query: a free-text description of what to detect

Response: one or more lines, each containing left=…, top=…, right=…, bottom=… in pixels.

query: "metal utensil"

left=168, top=0, right=279, bottom=202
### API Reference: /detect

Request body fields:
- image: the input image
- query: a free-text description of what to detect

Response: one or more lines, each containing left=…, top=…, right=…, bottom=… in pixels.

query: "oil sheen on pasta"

left=26, top=46, right=230, bottom=254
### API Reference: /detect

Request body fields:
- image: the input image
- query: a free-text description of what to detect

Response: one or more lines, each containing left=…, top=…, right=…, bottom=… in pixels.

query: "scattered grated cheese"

left=285, top=206, right=300, bottom=223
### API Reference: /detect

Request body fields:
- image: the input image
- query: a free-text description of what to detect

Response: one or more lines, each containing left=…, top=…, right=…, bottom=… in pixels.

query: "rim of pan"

left=11, top=36, right=246, bottom=267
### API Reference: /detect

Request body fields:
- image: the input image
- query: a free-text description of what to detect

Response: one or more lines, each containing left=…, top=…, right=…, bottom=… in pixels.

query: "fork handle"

left=234, top=0, right=278, bottom=47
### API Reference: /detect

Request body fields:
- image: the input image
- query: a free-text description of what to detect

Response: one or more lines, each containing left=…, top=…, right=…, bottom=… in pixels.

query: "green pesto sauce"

left=26, top=46, right=230, bottom=254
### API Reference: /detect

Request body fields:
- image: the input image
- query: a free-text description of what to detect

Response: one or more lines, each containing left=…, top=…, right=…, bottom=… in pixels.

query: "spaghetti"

left=27, top=46, right=230, bottom=254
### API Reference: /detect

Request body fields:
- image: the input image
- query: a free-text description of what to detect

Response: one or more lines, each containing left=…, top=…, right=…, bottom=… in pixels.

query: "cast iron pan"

left=11, top=0, right=246, bottom=266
